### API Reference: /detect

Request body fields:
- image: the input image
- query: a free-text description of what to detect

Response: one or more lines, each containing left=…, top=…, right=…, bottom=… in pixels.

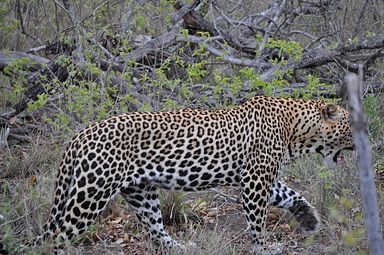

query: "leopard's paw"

left=253, top=242, right=284, bottom=255
left=291, top=201, right=321, bottom=233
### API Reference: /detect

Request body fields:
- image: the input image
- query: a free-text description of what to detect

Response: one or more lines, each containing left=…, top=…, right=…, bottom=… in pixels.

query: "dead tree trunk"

left=346, top=73, right=384, bottom=255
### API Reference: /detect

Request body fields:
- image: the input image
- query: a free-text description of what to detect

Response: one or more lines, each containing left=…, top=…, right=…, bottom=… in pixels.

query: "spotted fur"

left=35, top=96, right=353, bottom=253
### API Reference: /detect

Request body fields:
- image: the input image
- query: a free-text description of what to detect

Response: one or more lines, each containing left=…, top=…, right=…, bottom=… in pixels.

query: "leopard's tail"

left=32, top=139, right=79, bottom=246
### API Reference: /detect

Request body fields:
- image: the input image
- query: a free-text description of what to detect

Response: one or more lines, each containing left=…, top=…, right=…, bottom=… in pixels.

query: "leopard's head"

left=314, top=104, right=353, bottom=164
left=288, top=102, right=353, bottom=165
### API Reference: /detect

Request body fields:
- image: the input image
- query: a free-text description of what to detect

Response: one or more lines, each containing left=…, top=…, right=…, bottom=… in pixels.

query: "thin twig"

left=210, top=188, right=240, bottom=204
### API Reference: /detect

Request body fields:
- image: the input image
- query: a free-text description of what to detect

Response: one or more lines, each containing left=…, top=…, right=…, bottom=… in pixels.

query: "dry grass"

left=283, top=153, right=370, bottom=254
left=0, top=137, right=62, bottom=254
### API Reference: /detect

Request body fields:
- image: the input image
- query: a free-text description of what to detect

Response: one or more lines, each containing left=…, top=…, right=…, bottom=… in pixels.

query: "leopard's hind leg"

left=121, top=184, right=181, bottom=250
left=36, top=164, right=122, bottom=250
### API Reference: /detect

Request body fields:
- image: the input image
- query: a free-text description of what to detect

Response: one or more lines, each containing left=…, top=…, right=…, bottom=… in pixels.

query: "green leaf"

left=27, top=93, right=48, bottom=111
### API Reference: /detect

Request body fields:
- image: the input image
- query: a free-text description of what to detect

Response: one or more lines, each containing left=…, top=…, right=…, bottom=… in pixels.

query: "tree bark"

left=346, top=73, right=384, bottom=255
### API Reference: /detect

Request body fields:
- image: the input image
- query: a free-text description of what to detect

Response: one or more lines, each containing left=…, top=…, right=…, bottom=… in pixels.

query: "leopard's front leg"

left=270, top=180, right=321, bottom=233
left=241, top=160, right=283, bottom=255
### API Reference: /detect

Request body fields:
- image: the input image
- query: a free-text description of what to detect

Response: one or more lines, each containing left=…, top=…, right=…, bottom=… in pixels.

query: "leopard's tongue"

left=337, top=152, right=346, bottom=165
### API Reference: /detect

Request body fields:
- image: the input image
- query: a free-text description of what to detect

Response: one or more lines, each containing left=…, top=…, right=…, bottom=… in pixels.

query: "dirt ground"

left=71, top=184, right=345, bottom=255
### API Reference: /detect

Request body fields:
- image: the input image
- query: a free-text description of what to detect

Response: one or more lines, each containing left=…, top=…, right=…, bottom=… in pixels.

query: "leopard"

left=33, top=95, right=353, bottom=254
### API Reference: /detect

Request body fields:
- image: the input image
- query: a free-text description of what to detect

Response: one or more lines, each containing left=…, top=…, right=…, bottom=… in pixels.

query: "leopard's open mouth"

left=333, top=150, right=342, bottom=164
left=333, top=146, right=353, bottom=164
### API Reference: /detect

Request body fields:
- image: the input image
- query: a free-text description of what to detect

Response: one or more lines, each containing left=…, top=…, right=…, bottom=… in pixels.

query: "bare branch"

left=15, top=0, right=42, bottom=44
left=173, top=1, right=258, bottom=54
left=296, top=37, right=384, bottom=70
left=172, top=0, right=201, bottom=24
left=179, top=35, right=271, bottom=69
left=258, top=0, right=287, bottom=52
left=123, top=26, right=181, bottom=62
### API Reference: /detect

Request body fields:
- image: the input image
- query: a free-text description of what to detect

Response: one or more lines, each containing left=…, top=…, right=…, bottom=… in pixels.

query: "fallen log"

left=0, top=51, right=49, bottom=72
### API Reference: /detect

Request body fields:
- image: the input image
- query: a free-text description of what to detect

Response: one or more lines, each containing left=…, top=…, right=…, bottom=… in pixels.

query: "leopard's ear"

left=321, top=104, right=342, bottom=121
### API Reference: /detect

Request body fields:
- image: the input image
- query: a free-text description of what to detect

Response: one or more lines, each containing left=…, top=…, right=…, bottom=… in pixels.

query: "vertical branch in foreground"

left=346, top=73, right=384, bottom=255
